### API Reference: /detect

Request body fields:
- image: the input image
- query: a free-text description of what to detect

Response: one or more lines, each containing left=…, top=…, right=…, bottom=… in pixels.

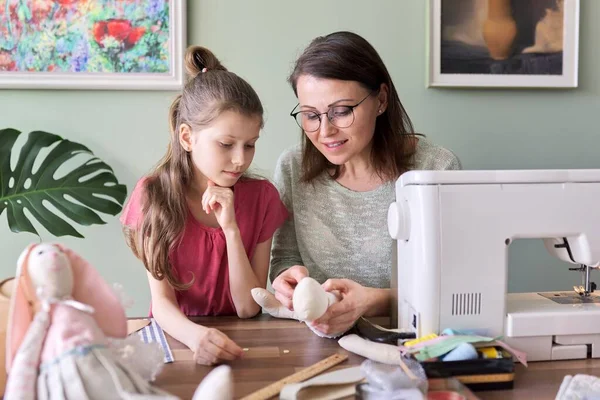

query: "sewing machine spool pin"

left=570, top=264, right=597, bottom=297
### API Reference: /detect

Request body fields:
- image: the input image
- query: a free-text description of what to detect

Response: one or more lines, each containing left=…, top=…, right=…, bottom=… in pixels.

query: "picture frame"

left=427, top=0, right=579, bottom=88
left=0, top=0, right=186, bottom=90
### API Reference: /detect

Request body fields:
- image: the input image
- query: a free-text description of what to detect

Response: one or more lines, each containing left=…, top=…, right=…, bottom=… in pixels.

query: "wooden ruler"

left=240, top=353, right=349, bottom=400
left=456, top=372, right=515, bottom=384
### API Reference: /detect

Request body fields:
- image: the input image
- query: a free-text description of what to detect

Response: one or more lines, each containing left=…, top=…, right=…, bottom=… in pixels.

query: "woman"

left=270, top=31, right=461, bottom=336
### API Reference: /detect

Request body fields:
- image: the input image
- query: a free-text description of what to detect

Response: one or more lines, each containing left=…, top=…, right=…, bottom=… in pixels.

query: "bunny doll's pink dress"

left=37, top=303, right=175, bottom=399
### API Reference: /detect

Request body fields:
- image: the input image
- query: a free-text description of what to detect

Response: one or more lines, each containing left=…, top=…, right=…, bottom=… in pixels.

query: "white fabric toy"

left=251, top=277, right=343, bottom=338
left=191, top=365, right=234, bottom=400
left=338, top=334, right=401, bottom=365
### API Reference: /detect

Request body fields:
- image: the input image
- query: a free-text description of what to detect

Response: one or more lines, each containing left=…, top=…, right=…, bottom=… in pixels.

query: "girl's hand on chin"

left=202, top=180, right=238, bottom=231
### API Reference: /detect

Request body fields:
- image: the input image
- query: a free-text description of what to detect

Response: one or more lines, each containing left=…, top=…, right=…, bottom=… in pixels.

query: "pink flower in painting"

left=0, top=52, right=16, bottom=71
left=7, top=2, right=18, bottom=20
left=54, top=0, right=79, bottom=5
left=93, top=19, right=146, bottom=50
left=32, top=0, right=54, bottom=21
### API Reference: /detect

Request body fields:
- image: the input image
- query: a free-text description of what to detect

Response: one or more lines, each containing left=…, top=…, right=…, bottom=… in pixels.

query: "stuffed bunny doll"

left=4, top=243, right=179, bottom=400
left=251, top=277, right=344, bottom=338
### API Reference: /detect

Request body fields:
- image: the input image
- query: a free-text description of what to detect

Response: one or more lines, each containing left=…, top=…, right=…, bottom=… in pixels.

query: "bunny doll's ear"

left=6, top=243, right=37, bottom=373
left=54, top=244, right=127, bottom=338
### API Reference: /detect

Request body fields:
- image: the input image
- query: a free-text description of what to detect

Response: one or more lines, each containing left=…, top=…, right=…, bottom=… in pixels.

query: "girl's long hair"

left=124, top=46, right=263, bottom=289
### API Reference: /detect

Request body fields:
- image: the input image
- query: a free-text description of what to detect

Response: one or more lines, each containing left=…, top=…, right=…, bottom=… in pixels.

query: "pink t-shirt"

left=120, top=178, right=288, bottom=316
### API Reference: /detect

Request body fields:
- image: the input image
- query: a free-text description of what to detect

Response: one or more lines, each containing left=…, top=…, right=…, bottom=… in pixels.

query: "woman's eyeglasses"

left=289, top=91, right=374, bottom=133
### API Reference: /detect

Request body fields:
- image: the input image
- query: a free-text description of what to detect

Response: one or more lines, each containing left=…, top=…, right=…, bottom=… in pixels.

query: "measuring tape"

left=240, top=353, right=349, bottom=400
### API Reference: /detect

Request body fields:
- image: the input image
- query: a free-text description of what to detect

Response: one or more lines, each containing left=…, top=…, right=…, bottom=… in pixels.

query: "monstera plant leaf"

left=0, top=128, right=127, bottom=238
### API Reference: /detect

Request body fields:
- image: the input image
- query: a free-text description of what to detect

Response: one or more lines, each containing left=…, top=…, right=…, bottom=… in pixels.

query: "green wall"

left=1, top=1, right=598, bottom=316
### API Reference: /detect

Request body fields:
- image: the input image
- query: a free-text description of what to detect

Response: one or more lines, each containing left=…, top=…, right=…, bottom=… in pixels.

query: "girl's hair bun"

left=184, top=46, right=227, bottom=79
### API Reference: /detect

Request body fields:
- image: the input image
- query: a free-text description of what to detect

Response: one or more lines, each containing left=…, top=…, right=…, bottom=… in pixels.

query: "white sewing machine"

left=388, top=169, right=600, bottom=361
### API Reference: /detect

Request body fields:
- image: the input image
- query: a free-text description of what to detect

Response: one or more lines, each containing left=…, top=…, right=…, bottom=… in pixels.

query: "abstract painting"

left=0, top=0, right=185, bottom=89
left=427, top=0, right=579, bottom=88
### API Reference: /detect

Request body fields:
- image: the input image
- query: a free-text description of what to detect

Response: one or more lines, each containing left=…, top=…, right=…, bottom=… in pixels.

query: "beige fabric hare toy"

left=252, top=277, right=344, bottom=338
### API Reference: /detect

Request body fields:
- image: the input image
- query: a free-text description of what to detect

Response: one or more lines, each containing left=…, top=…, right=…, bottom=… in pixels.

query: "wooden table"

left=151, top=315, right=600, bottom=399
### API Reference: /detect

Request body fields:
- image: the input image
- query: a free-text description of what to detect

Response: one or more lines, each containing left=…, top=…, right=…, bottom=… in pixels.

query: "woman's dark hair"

left=288, top=31, right=418, bottom=182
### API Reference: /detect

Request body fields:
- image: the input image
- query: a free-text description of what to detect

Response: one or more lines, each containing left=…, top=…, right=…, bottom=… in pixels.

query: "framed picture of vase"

left=0, top=0, right=185, bottom=90
left=427, top=0, right=579, bottom=88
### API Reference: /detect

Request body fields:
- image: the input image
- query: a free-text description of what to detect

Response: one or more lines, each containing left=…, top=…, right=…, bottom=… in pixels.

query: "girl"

left=121, top=46, right=288, bottom=366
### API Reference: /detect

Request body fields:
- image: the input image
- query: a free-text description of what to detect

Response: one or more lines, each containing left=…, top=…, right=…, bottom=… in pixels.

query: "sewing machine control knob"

left=388, top=198, right=410, bottom=241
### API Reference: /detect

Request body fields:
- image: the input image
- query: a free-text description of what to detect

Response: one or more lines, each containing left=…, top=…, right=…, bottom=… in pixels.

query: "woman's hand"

left=271, top=265, right=309, bottom=310
left=309, top=278, right=371, bottom=336
left=202, top=180, right=237, bottom=231
left=190, top=325, right=244, bottom=365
